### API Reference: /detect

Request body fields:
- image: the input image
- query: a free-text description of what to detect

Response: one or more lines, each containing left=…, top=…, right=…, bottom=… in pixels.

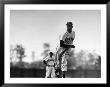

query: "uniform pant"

left=45, top=66, right=56, bottom=78
left=61, top=54, right=68, bottom=71
left=58, top=48, right=70, bottom=71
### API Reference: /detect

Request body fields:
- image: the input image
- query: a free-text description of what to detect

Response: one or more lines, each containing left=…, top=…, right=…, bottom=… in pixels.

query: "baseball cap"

left=66, top=22, right=73, bottom=26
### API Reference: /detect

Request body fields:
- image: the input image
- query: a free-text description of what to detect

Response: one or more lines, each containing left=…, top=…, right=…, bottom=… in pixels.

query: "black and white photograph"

left=4, top=5, right=106, bottom=84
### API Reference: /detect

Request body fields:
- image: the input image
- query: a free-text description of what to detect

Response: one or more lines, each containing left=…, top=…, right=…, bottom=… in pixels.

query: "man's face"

left=67, top=25, right=73, bottom=33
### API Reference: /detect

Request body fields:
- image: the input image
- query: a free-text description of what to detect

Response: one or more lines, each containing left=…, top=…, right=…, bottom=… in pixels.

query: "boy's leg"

left=51, top=67, right=56, bottom=78
left=45, top=66, right=51, bottom=78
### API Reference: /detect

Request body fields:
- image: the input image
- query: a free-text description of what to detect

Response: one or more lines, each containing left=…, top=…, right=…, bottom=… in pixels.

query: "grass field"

left=10, top=67, right=101, bottom=78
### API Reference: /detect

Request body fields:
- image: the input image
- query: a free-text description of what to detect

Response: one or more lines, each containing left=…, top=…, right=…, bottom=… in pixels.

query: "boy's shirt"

left=43, top=55, right=55, bottom=66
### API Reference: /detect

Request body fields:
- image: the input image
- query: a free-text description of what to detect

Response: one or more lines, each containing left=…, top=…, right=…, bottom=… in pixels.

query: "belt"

left=47, top=65, right=54, bottom=67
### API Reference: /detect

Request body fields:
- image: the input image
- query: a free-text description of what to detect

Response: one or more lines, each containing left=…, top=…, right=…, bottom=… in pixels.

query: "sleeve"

left=43, top=56, right=49, bottom=65
left=43, top=56, right=48, bottom=61
left=62, top=33, right=66, bottom=41
left=60, top=33, right=66, bottom=47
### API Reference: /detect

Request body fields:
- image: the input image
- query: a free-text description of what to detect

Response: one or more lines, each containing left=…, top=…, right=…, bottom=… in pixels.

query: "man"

left=56, top=22, right=75, bottom=78
left=43, top=52, right=56, bottom=78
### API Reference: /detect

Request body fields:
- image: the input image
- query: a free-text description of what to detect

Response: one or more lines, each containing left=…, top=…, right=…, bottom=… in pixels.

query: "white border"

left=5, top=4, right=107, bottom=84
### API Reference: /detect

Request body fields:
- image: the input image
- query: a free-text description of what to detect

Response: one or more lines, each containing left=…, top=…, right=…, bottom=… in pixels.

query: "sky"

left=10, top=10, right=101, bottom=62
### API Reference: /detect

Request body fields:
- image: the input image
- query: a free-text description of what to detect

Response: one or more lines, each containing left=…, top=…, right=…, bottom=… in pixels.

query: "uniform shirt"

left=62, top=31, right=75, bottom=45
left=43, top=55, right=55, bottom=66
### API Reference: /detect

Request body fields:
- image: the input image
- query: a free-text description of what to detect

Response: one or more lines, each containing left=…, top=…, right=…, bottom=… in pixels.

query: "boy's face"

left=49, top=53, right=53, bottom=57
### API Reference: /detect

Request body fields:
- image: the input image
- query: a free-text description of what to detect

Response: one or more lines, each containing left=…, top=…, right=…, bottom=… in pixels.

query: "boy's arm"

left=43, top=56, right=48, bottom=65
